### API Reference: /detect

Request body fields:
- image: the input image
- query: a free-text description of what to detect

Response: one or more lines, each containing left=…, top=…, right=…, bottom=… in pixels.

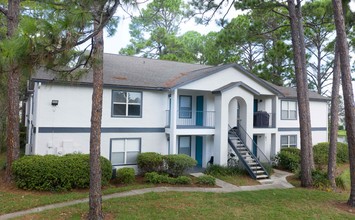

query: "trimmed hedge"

left=144, top=172, right=192, bottom=185
left=116, top=167, right=135, bottom=184
left=275, top=148, right=300, bottom=173
left=196, top=175, right=216, bottom=185
left=313, top=142, right=348, bottom=168
left=164, top=154, right=197, bottom=177
left=12, top=154, right=112, bottom=191
left=137, top=152, right=164, bottom=174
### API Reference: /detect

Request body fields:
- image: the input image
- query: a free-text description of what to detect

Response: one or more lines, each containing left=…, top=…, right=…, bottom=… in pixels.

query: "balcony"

left=253, top=111, right=276, bottom=128
left=166, top=110, right=215, bottom=128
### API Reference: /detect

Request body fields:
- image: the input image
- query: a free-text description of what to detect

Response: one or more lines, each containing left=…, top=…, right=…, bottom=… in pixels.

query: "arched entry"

left=228, top=97, right=247, bottom=129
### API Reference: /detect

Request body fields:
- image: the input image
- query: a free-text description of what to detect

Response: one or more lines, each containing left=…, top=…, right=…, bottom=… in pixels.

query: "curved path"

left=0, top=169, right=293, bottom=220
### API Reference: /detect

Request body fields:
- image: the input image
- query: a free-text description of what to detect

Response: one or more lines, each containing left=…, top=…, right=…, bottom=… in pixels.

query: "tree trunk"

left=328, top=41, right=340, bottom=190
left=5, top=0, right=21, bottom=183
left=88, top=18, right=104, bottom=219
left=287, top=0, right=313, bottom=187
left=332, top=0, right=355, bottom=207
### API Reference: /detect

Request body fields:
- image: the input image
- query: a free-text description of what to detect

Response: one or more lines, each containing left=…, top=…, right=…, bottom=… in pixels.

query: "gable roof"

left=32, top=53, right=329, bottom=101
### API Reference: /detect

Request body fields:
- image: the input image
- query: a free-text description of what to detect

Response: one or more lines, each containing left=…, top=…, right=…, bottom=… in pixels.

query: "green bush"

left=12, top=154, right=112, bottom=191
left=205, top=164, right=246, bottom=176
left=196, top=175, right=216, bottom=185
left=312, top=170, right=331, bottom=190
left=313, top=142, right=349, bottom=168
left=145, top=172, right=192, bottom=185
left=175, top=176, right=192, bottom=185
left=137, top=152, right=164, bottom=174
left=116, top=167, right=135, bottom=184
left=164, top=154, right=197, bottom=177
left=275, top=148, right=300, bottom=173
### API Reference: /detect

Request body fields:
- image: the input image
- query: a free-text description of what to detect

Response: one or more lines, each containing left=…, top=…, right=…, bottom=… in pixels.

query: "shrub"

left=196, top=175, right=216, bottom=185
left=275, top=148, right=300, bottom=173
left=312, top=170, right=331, bottom=191
left=137, top=152, right=164, bottom=174
left=164, top=154, right=197, bottom=177
left=12, top=154, right=112, bottom=191
left=116, top=167, right=135, bottom=184
left=205, top=164, right=246, bottom=176
left=313, top=142, right=349, bottom=168
left=261, top=163, right=273, bottom=175
left=175, top=176, right=192, bottom=185
left=144, top=172, right=192, bottom=185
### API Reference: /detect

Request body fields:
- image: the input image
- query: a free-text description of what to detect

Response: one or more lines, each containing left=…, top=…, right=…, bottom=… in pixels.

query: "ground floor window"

left=178, top=136, right=191, bottom=156
left=280, top=135, right=297, bottom=148
left=110, top=138, right=141, bottom=165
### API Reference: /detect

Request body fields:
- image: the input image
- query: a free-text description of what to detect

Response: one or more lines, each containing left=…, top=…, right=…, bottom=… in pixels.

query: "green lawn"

left=338, top=130, right=347, bottom=136
left=15, top=189, right=354, bottom=220
left=0, top=183, right=154, bottom=215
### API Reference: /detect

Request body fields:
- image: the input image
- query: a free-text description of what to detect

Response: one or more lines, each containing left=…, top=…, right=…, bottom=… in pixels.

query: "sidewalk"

left=0, top=169, right=293, bottom=220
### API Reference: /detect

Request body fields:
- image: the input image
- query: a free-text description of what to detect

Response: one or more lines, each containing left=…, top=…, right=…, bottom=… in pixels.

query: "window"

left=281, top=101, right=297, bottom=120
left=281, top=135, right=297, bottom=148
left=178, top=136, right=191, bottom=156
left=179, top=95, right=192, bottom=118
left=112, top=91, right=142, bottom=117
left=111, top=138, right=141, bottom=165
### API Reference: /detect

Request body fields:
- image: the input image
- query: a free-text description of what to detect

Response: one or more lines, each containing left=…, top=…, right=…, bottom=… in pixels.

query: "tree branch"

left=0, top=6, right=8, bottom=17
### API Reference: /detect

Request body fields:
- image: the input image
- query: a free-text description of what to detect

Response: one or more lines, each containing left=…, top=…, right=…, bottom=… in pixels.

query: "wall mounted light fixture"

left=51, top=100, right=59, bottom=106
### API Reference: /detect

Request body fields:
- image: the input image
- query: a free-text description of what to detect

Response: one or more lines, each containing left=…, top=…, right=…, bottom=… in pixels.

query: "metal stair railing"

left=228, top=124, right=270, bottom=179
left=227, top=135, right=257, bottom=179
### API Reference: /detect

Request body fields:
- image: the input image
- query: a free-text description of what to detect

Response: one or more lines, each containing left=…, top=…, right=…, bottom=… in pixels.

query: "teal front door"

left=253, top=135, right=258, bottom=157
left=196, top=136, right=203, bottom=167
left=196, top=96, right=203, bottom=126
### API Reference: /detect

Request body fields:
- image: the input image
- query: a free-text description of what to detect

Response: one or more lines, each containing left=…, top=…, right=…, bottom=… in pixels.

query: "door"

left=196, top=96, right=203, bottom=126
left=253, top=135, right=258, bottom=157
left=254, top=99, right=258, bottom=112
left=195, top=136, right=203, bottom=167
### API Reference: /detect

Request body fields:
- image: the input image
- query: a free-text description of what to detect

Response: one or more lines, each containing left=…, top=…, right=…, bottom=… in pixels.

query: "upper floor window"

left=112, top=91, right=142, bottom=117
left=281, top=101, right=297, bottom=120
left=281, top=135, right=297, bottom=148
left=179, top=95, right=192, bottom=118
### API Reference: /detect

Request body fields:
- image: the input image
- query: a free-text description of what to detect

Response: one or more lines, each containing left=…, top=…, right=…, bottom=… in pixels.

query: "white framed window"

left=178, top=136, right=191, bottom=156
left=112, top=91, right=142, bottom=117
left=110, top=138, right=141, bottom=165
left=281, top=101, right=297, bottom=120
left=281, top=135, right=297, bottom=148
left=179, top=95, right=192, bottom=118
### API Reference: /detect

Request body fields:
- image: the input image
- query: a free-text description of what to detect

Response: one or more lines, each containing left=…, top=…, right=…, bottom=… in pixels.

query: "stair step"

left=254, top=170, right=265, bottom=174
left=256, top=174, right=269, bottom=179
left=251, top=166, right=262, bottom=170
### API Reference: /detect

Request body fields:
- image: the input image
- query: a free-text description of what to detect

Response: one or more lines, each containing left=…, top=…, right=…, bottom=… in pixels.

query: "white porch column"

left=169, top=89, right=178, bottom=154
left=214, top=93, right=228, bottom=165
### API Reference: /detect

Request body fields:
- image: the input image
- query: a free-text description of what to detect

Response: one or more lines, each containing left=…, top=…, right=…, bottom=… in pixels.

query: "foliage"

left=163, top=154, right=197, bottom=177
left=196, top=175, right=216, bottom=185
left=275, top=148, right=300, bottom=173
left=120, top=0, right=190, bottom=59
left=116, top=167, right=135, bottom=184
left=12, top=154, right=112, bottom=191
left=144, top=172, right=192, bottom=185
left=205, top=164, right=246, bottom=176
left=313, top=142, right=349, bottom=169
left=137, top=152, right=164, bottom=174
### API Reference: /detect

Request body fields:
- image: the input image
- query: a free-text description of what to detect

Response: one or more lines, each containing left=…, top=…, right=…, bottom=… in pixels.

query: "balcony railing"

left=166, top=110, right=215, bottom=128
left=253, top=111, right=276, bottom=128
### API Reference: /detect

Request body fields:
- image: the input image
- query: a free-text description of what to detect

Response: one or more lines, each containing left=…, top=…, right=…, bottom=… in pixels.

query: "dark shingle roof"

left=264, top=81, right=330, bottom=101
left=32, top=53, right=329, bottom=101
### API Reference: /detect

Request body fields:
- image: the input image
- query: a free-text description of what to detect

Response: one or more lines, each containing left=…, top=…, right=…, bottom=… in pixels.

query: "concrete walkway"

left=0, top=169, right=293, bottom=220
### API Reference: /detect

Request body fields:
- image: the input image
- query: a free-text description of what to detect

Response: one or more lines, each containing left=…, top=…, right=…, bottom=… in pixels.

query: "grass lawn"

left=15, top=189, right=355, bottom=220
left=212, top=174, right=259, bottom=186
left=338, top=130, right=346, bottom=136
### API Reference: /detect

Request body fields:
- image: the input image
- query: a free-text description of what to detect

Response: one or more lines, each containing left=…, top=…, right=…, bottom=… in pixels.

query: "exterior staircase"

left=228, top=127, right=269, bottom=179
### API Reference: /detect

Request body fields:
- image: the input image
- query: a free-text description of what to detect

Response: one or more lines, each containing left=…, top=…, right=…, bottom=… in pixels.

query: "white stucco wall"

left=180, top=67, right=275, bottom=95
